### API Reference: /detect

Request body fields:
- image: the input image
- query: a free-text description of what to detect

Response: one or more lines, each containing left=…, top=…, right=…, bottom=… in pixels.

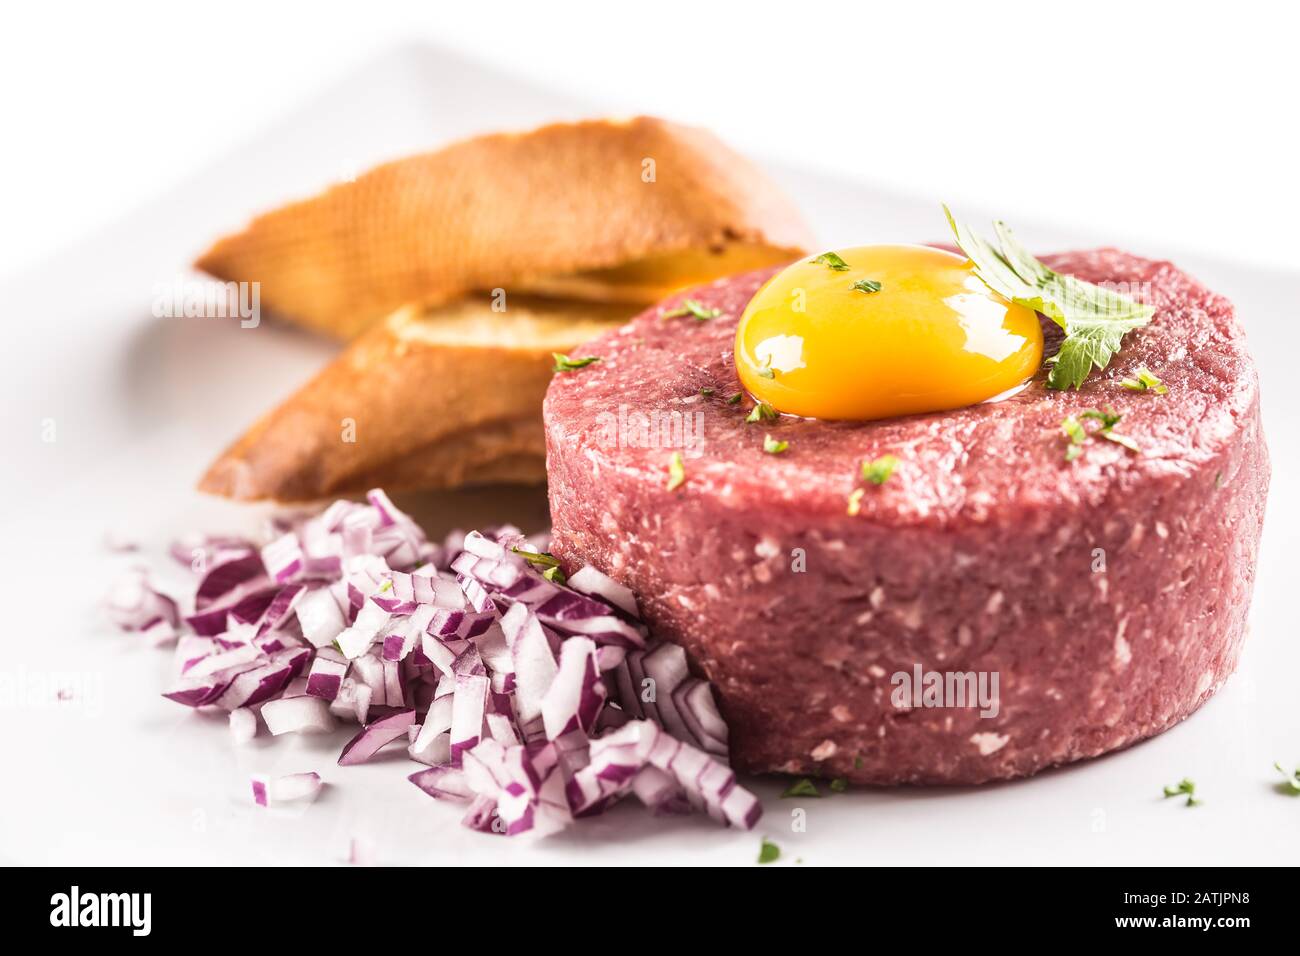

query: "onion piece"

left=229, top=707, right=258, bottom=745
left=252, top=772, right=323, bottom=806
left=338, top=709, right=416, bottom=765
left=261, top=695, right=336, bottom=735
left=567, top=565, right=638, bottom=617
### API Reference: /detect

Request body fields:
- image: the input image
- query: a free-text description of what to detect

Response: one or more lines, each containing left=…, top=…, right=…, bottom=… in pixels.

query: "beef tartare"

left=543, top=249, right=1269, bottom=785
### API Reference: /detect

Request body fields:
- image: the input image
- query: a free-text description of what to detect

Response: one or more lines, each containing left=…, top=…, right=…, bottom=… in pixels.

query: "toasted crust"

left=195, top=116, right=813, bottom=339
left=199, top=297, right=631, bottom=501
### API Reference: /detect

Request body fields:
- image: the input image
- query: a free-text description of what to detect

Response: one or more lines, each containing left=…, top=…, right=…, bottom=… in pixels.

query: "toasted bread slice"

left=199, top=296, right=629, bottom=501
left=194, top=116, right=812, bottom=339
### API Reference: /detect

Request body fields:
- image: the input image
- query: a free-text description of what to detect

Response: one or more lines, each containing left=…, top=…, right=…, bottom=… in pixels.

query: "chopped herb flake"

left=726, top=392, right=743, bottom=405
left=812, top=251, right=851, bottom=271
left=1102, top=430, right=1141, bottom=453
left=860, top=454, right=900, bottom=485
left=1162, top=777, right=1200, bottom=807
left=1273, top=762, right=1300, bottom=795
left=552, top=352, right=600, bottom=373
left=944, top=206, right=1154, bottom=389
left=746, top=401, right=778, bottom=424
left=1080, top=407, right=1122, bottom=429
left=511, top=547, right=561, bottom=569
left=757, top=838, right=781, bottom=864
left=661, top=298, right=721, bottom=321
left=763, top=434, right=789, bottom=455
left=1121, top=366, right=1168, bottom=394
left=780, top=778, right=821, bottom=798
left=542, top=565, right=566, bottom=585
left=1063, top=407, right=1139, bottom=460
left=851, top=278, right=883, bottom=294
left=666, top=451, right=686, bottom=492
left=699, top=387, right=715, bottom=397
left=829, top=778, right=848, bottom=793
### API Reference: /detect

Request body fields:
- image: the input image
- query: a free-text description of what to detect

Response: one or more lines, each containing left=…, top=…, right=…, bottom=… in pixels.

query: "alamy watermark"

left=50, top=886, right=151, bottom=936
left=891, top=664, right=1000, bottom=718
left=595, top=404, right=705, bottom=451
left=152, top=278, right=260, bottom=328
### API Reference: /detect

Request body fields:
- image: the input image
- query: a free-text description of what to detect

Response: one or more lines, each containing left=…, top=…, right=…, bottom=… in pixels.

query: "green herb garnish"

left=1061, top=415, right=1088, bottom=462
left=378, top=579, right=394, bottom=593
left=542, top=566, right=566, bottom=585
left=829, top=778, right=848, bottom=793
left=812, top=251, right=851, bottom=271
left=763, top=434, right=789, bottom=455
left=746, top=401, right=778, bottom=424
left=726, top=392, right=743, bottom=405
left=552, top=353, right=600, bottom=373
left=1273, top=762, right=1300, bottom=795
left=699, top=387, right=715, bottom=397
left=661, top=298, right=721, bottom=321
left=1163, top=778, right=1200, bottom=807
left=860, top=454, right=899, bottom=485
left=1062, top=407, right=1139, bottom=460
left=666, top=451, right=686, bottom=492
left=780, top=778, right=821, bottom=798
left=944, top=206, right=1154, bottom=390
left=757, top=838, right=781, bottom=864
left=512, top=547, right=561, bottom=570
left=851, top=278, right=883, bottom=294
left=1121, top=366, right=1168, bottom=394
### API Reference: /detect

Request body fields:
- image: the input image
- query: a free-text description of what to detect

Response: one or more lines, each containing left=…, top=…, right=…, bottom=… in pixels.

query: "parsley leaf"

left=666, top=452, right=686, bottom=492
left=542, top=565, right=566, bottom=585
left=757, top=838, right=781, bottom=864
left=944, top=206, right=1154, bottom=389
left=1121, top=366, right=1168, bottom=394
left=851, top=278, right=883, bottom=294
left=861, top=454, right=900, bottom=485
left=829, top=778, right=848, bottom=793
left=552, top=353, right=600, bottom=373
left=662, top=298, right=721, bottom=321
left=811, top=251, right=851, bottom=271
left=780, top=778, right=821, bottom=798
left=699, top=387, right=715, bottom=397
left=763, top=434, right=789, bottom=455
left=726, top=392, right=743, bottom=405
left=746, top=401, right=778, bottom=424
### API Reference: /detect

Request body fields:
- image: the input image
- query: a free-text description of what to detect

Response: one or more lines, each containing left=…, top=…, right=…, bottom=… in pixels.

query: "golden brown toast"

left=196, top=116, right=813, bottom=339
left=198, top=297, right=630, bottom=501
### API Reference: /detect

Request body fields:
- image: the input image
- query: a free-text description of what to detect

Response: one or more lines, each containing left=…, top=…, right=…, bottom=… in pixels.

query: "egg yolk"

left=735, top=245, right=1043, bottom=421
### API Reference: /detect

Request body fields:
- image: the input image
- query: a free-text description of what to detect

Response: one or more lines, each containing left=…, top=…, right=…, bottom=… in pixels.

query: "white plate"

left=3, top=45, right=1296, bottom=866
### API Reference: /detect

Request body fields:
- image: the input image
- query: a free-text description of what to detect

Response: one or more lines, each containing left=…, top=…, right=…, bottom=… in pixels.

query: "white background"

left=3, top=2, right=1297, bottom=866
left=3, top=0, right=1298, bottom=283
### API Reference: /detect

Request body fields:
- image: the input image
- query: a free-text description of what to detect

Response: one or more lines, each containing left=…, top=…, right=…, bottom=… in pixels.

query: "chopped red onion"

left=261, top=695, right=336, bottom=735
left=116, top=488, right=760, bottom=840
left=253, top=772, right=323, bottom=806
left=229, top=707, right=258, bottom=745
left=338, top=709, right=416, bottom=766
